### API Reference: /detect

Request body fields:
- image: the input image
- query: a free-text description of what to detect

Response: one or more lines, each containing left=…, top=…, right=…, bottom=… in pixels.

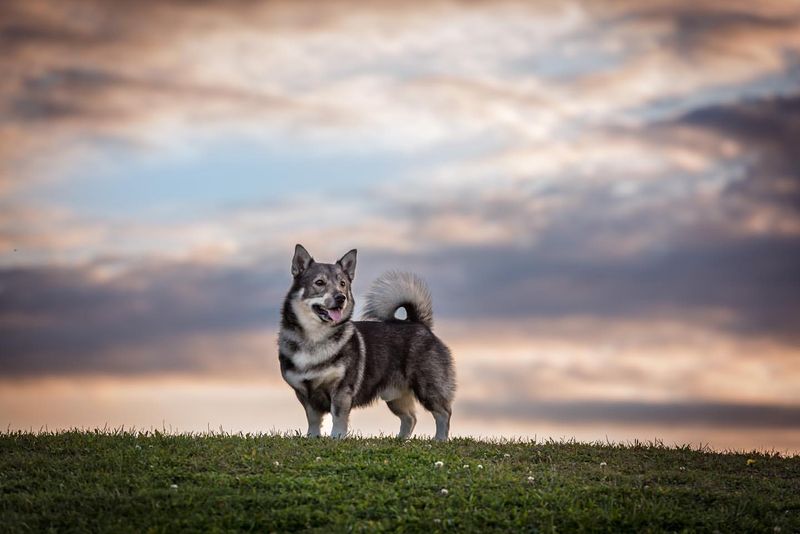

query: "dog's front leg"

left=295, top=390, right=323, bottom=437
left=304, top=404, right=323, bottom=438
left=330, top=386, right=353, bottom=438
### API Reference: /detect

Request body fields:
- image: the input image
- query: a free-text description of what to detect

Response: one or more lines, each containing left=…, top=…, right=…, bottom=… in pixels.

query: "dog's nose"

left=334, top=293, right=346, bottom=306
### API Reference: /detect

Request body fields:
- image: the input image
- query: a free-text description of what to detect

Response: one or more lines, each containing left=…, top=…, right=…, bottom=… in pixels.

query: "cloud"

left=6, top=66, right=308, bottom=125
left=0, top=260, right=285, bottom=377
left=0, top=194, right=415, bottom=267
left=451, top=330, right=800, bottom=407
left=3, top=70, right=800, bottom=353
left=2, top=224, right=800, bottom=381
left=679, top=94, right=800, bottom=211
left=460, top=398, right=800, bottom=429
left=5, top=89, right=800, bottom=357
left=614, top=1, right=800, bottom=57
left=3, top=0, right=800, bottom=193
left=414, top=237, right=800, bottom=342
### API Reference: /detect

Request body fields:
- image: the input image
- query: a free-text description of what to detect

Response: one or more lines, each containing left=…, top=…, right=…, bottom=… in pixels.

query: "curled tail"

left=362, top=271, right=434, bottom=328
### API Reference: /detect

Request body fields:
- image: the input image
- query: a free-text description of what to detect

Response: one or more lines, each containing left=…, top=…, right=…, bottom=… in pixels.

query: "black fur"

left=350, top=321, right=453, bottom=409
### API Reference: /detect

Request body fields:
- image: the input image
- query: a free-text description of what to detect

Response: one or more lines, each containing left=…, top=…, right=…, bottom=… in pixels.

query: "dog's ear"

left=292, top=244, right=313, bottom=277
left=337, top=249, right=357, bottom=280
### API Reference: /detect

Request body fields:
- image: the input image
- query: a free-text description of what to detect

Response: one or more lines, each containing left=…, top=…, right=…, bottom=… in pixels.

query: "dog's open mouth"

left=312, top=304, right=343, bottom=323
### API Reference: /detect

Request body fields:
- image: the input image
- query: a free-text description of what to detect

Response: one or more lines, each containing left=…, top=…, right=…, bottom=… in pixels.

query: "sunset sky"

left=2, top=0, right=799, bottom=452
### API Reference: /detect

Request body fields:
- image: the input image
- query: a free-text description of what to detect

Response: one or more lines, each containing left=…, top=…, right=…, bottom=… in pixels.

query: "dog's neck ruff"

left=279, top=322, right=353, bottom=348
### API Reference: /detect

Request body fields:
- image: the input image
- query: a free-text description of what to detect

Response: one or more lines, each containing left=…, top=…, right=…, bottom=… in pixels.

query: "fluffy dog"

left=278, top=245, right=455, bottom=440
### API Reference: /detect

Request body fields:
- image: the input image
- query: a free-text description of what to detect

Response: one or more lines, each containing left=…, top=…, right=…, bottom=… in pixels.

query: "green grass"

left=1, top=431, right=798, bottom=532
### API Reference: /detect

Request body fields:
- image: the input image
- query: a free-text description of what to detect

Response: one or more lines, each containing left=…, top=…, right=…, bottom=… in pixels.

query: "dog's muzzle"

left=312, top=293, right=346, bottom=323
left=312, top=304, right=342, bottom=322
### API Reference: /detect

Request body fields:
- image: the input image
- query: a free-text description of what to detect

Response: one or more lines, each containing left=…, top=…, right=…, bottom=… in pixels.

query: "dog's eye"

left=339, top=281, right=346, bottom=288
left=314, top=279, right=325, bottom=286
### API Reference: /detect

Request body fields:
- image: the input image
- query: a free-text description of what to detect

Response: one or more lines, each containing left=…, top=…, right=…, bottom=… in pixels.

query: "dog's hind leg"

left=386, top=392, right=417, bottom=439
left=432, top=405, right=451, bottom=441
left=416, top=391, right=452, bottom=441
left=413, top=350, right=455, bottom=441
left=409, top=341, right=455, bottom=441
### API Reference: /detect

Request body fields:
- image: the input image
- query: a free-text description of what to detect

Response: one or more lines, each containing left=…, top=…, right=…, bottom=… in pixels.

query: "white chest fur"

left=283, top=364, right=345, bottom=391
left=280, top=336, right=350, bottom=391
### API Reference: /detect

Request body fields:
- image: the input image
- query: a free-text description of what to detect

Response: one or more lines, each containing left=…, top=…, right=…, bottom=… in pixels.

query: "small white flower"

left=273, top=461, right=280, bottom=467
left=440, top=488, right=449, bottom=496
left=527, top=476, right=535, bottom=483
left=503, top=453, right=510, bottom=458
left=679, top=466, right=686, bottom=471
left=315, top=456, right=322, bottom=462
left=170, top=484, right=178, bottom=490
left=434, top=461, right=444, bottom=468
left=600, top=461, right=607, bottom=467
left=462, top=464, right=469, bottom=469
left=477, top=464, right=484, bottom=469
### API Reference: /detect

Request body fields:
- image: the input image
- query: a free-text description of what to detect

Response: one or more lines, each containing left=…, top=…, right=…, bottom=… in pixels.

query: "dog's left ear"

left=337, top=249, right=357, bottom=280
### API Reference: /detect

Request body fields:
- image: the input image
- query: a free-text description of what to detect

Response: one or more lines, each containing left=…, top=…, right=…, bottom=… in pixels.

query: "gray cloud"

left=615, top=3, right=800, bottom=53
left=680, top=94, right=800, bottom=211
left=2, top=227, right=799, bottom=379
left=0, top=261, right=286, bottom=377
left=402, top=236, right=800, bottom=341
left=460, top=398, right=800, bottom=429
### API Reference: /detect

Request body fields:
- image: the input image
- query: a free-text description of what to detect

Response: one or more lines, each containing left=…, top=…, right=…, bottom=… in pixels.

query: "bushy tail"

left=362, top=271, right=434, bottom=328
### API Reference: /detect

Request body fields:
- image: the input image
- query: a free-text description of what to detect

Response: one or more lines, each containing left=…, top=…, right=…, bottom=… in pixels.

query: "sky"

left=1, top=0, right=800, bottom=452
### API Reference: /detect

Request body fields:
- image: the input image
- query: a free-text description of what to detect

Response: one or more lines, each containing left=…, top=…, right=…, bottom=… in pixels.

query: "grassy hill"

left=1, top=431, right=798, bottom=532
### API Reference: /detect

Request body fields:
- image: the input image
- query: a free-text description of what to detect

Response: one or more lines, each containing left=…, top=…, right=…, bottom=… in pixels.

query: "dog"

left=277, top=244, right=455, bottom=440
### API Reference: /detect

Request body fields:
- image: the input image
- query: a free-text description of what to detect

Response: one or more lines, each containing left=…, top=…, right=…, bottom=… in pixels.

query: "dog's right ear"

left=291, top=244, right=313, bottom=277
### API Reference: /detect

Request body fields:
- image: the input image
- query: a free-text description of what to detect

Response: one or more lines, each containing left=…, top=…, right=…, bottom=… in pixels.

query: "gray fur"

left=362, top=271, right=434, bottom=328
left=278, top=244, right=456, bottom=440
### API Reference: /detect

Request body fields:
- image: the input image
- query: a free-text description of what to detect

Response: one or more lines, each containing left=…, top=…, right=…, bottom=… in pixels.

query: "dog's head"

left=289, top=244, right=357, bottom=326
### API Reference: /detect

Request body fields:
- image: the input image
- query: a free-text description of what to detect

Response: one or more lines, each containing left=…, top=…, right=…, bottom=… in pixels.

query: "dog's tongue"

left=329, top=308, right=343, bottom=323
